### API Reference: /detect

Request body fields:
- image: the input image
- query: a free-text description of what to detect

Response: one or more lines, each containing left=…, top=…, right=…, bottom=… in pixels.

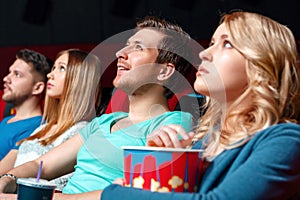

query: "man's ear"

left=32, top=82, right=45, bottom=95
left=157, top=63, right=175, bottom=81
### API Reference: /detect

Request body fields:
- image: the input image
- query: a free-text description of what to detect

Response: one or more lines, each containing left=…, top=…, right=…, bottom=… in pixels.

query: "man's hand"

left=146, top=124, right=194, bottom=148
left=113, top=178, right=125, bottom=186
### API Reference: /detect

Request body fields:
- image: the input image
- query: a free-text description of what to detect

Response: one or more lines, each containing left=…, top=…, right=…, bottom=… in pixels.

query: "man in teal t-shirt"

left=62, top=15, right=196, bottom=194
left=63, top=111, right=192, bottom=193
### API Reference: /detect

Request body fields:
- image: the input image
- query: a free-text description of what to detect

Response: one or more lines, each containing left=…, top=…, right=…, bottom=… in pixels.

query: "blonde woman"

left=0, top=49, right=101, bottom=190
left=100, top=11, right=300, bottom=199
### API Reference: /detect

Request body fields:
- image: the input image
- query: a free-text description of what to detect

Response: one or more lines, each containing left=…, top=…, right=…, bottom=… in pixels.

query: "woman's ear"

left=32, top=82, right=45, bottom=95
left=157, top=63, right=175, bottom=81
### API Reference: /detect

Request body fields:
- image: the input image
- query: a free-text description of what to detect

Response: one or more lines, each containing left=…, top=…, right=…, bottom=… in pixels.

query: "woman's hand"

left=146, top=124, right=195, bottom=148
left=0, top=176, right=17, bottom=194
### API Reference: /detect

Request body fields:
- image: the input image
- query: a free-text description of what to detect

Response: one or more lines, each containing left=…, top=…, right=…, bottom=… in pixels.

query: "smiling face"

left=113, top=28, right=165, bottom=94
left=194, top=23, right=248, bottom=105
left=2, top=59, right=36, bottom=105
left=46, top=53, right=68, bottom=99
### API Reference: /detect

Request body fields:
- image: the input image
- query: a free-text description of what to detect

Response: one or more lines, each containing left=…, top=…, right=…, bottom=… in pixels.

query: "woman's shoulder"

left=256, top=122, right=300, bottom=137
left=192, top=122, right=300, bottom=150
left=248, top=122, right=300, bottom=149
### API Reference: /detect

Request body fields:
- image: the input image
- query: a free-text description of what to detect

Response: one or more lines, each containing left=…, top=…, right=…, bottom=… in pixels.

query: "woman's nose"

left=47, top=71, right=53, bottom=79
left=199, top=49, right=212, bottom=62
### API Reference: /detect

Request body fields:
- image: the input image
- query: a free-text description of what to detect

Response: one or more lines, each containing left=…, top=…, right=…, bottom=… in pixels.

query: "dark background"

left=0, top=0, right=299, bottom=46
left=0, top=0, right=299, bottom=87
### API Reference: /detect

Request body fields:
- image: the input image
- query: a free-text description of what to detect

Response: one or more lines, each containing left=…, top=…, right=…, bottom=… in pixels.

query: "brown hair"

left=19, top=49, right=101, bottom=145
left=136, top=16, right=194, bottom=98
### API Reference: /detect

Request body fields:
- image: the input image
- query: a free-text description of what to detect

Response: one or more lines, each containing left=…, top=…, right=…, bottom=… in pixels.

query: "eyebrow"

left=211, top=34, right=229, bottom=41
left=57, top=61, right=67, bottom=66
left=126, top=39, right=142, bottom=45
left=220, top=34, right=229, bottom=39
left=9, top=67, right=21, bottom=73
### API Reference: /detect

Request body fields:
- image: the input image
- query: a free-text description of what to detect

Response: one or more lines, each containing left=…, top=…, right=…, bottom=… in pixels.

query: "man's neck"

left=8, top=98, right=42, bottom=122
left=127, top=87, right=170, bottom=123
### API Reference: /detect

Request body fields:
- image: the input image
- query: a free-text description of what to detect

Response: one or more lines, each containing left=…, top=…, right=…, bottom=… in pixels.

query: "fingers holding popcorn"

left=146, top=124, right=194, bottom=148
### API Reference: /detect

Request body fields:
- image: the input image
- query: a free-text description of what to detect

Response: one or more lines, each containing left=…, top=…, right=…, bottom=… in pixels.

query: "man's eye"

left=15, top=72, right=21, bottom=77
left=135, top=44, right=143, bottom=50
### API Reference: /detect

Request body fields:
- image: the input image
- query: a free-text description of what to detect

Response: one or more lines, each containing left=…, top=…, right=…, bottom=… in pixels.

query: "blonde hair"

left=196, top=11, right=300, bottom=158
left=20, top=49, right=102, bottom=145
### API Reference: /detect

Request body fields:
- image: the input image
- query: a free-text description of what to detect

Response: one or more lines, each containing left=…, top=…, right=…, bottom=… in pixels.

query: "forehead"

left=10, top=59, right=32, bottom=73
left=55, top=53, right=68, bottom=64
left=212, top=23, right=229, bottom=38
left=128, top=28, right=165, bottom=48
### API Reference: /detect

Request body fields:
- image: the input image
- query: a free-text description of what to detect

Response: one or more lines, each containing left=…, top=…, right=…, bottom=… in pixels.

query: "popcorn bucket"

left=122, top=146, right=203, bottom=193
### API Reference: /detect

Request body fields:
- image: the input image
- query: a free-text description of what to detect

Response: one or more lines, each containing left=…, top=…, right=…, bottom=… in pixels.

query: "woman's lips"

left=196, top=66, right=209, bottom=76
left=47, top=83, right=54, bottom=88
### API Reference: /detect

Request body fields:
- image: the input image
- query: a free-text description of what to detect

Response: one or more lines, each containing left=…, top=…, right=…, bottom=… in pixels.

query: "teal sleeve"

left=80, top=113, right=128, bottom=141
left=79, top=119, right=98, bottom=141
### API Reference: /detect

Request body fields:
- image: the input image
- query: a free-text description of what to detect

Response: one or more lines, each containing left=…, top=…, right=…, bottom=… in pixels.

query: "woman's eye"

left=224, top=41, right=233, bottom=48
left=60, top=65, right=66, bottom=72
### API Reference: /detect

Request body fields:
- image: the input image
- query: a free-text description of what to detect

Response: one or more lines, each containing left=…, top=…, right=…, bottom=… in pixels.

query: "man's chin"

left=2, top=94, right=15, bottom=103
left=113, top=79, right=125, bottom=90
left=2, top=95, right=11, bottom=102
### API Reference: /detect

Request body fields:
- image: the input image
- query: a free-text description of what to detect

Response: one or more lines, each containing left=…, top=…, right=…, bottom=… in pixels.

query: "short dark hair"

left=136, top=16, right=194, bottom=98
left=16, top=49, right=52, bottom=83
